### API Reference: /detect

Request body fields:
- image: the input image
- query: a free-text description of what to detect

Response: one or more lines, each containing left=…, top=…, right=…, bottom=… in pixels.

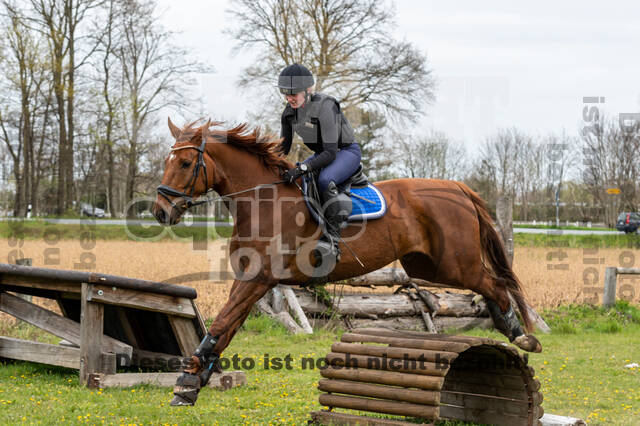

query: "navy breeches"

left=305, top=144, right=361, bottom=192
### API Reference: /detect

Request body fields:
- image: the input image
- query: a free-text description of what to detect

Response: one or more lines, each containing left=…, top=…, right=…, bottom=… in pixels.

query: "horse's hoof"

left=513, top=334, right=542, bottom=353
left=170, top=373, right=201, bottom=406
left=170, top=391, right=197, bottom=406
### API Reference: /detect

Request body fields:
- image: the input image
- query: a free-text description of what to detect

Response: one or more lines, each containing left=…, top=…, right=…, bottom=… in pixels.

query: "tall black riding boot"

left=320, top=182, right=348, bottom=262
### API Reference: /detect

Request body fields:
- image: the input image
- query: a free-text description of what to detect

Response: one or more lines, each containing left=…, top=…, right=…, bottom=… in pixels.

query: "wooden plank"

left=354, top=328, right=493, bottom=347
left=0, top=292, right=132, bottom=359
left=86, top=285, right=195, bottom=318
left=439, top=404, right=529, bottom=426
left=615, top=267, right=640, bottom=274
left=191, top=300, right=207, bottom=339
left=168, top=316, right=201, bottom=357
left=441, top=378, right=528, bottom=400
left=345, top=316, right=493, bottom=332
left=319, top=394, right=439, bottom=419
left=331, top=342, right=459, bottom=364
left=442, top=369, right=526, bottom=390
left=331, top=342, right=458, bottom=362
left=310, top=410, right=432, bottom=426
left=340, top=332, right=470, bottom=353
left=320, top=366, right=444, bottom=390
left=115, top=307, right=139, bottom=347
left=0, top=275, right=79, bottom=295
left=0, top=336, right=81, bottom=369
left=80, top=283, right=104, bottom=385
left=325, top=352, right=447, bottom=377
left=0, top=336, right=114, bottom=372
left=440, top=390, right=530, bottom=416
left=91, top=371, right=246, bottom=390
left=318, top=379, right=440, bottom=405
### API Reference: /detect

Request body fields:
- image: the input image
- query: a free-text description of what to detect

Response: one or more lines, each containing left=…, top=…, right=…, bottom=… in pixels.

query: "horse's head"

left=152, top=118, right=215, bottom=225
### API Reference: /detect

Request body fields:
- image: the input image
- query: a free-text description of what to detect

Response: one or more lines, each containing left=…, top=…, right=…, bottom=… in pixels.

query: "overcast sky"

left=156, top=0, right=640, bottom=150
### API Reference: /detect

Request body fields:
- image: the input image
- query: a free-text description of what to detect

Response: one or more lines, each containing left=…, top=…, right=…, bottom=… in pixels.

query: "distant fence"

left=603, top=267, right=640, bottom=308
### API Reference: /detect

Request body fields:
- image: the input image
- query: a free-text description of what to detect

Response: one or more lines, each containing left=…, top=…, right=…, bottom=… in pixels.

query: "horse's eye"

left=181, top=161, right=191, bottom=169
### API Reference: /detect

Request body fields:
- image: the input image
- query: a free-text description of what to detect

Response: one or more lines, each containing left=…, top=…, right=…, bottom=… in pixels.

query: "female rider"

left=278, top=63, right=362, bottom=264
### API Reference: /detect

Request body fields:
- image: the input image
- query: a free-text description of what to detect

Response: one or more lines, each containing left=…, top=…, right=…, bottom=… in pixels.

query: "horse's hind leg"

left=471, top=273, right=542, bottom=353
left=170, top=279, right=275, bottom=406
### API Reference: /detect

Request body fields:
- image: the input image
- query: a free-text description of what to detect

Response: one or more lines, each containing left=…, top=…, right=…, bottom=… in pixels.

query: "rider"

left=278, top=63, right=361, bottom=263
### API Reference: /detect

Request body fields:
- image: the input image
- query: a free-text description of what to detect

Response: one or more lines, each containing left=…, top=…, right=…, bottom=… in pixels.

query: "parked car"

left=80, top=203, right=105, bottom=218
left=615, top=212, right=640, bottom=234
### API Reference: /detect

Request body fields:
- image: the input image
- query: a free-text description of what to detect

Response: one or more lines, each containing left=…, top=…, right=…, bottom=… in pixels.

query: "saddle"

left=301, top=164, right=387, bottom=224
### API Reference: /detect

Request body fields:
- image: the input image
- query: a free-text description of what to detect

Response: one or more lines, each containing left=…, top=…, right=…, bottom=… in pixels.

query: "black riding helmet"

left=277, top=63, right=314, bottom=95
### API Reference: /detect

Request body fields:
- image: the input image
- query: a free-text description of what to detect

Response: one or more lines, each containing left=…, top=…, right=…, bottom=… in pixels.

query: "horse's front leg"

left=170, top=279, right=275, bottom=406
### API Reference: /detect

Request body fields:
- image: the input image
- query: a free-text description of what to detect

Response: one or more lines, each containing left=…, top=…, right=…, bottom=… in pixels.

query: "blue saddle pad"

left=302, top=178, right=387, bottom=222
left=347, top=184, right=387, bottom=221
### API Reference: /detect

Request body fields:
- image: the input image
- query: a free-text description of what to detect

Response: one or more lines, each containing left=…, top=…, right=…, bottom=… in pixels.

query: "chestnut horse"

left=152, top=119, right=541, bottom=406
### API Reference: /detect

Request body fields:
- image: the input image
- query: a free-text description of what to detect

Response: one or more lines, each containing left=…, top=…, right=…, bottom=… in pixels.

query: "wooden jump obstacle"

left=265, top=268, right=549, bottom=335
left=311, top=328, right=544, bottom=426
left=0, top=263, right=245, bottom=390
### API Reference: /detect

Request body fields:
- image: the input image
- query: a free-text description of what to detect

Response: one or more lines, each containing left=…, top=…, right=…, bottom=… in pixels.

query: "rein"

left=156, top=132, right=285, bottom=210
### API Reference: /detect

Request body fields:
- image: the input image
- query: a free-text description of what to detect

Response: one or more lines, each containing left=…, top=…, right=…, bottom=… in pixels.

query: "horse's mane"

left=175, top=120, right=293, bottom=173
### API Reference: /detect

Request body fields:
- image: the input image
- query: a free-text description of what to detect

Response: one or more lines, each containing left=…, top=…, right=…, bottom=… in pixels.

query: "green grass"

left=3, top=218, right=639, bottom=248
left=514, top=232, right=640, bottom=248
left=514, top=224, right=612, bottom=231
left=1, top=303, right=639, bottom=425
left=0, top=220, right=232, bottom=241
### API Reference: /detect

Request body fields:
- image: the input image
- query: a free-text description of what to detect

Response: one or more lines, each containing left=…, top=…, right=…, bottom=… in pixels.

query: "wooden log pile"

left=295, top=287, right=493, bottom=333
left=311, top=327, right=545, bottom=426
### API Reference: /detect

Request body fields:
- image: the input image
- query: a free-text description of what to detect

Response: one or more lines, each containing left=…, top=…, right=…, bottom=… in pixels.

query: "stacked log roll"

left=295, top=289, right=493, bottom=333
left=311, top=328, right=544, bottom=426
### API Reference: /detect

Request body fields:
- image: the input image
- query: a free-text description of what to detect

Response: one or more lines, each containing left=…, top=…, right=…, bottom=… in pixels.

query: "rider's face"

left=285, top=91, right=306, bottom=109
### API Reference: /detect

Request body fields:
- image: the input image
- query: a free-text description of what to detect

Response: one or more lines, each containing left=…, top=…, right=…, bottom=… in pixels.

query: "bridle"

left=156, top=131, right=287, bottom=211
left=157, top=133, right=210, bottom=209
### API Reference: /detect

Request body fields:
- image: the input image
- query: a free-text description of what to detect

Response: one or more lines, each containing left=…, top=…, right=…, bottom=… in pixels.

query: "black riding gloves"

left=282, top=164, right=310, bottom=183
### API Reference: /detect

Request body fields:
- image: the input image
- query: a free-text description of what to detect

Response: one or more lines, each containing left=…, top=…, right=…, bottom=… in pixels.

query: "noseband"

left=157, top=133, right=209, bottom=209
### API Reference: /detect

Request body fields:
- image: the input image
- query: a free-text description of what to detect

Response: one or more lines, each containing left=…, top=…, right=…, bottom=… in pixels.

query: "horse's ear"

left=167, top=117, right=181, bottom=140
left=202, top=119, right=212, bottom=138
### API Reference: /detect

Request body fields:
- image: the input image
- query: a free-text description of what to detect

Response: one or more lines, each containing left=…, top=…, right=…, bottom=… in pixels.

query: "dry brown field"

left=0, top=239, right=639, bottom=324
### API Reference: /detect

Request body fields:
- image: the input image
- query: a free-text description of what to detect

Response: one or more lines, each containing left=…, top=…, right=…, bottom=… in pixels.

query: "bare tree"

left=348, top=108, right=391, bottom=180
left=114, top=0, right=206, bottom=216
left=396, top=129, right=467, bottom=180
left=25, top=0, right=103, bottom=214
left=582, top=115, right=640, bottom=226
left=226, top=0, right=434, bottom=124
left=0, top=1, right=54, bottom=216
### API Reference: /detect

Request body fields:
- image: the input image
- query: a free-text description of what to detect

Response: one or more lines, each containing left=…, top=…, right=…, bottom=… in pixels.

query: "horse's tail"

left=453, top=181, right=533, bottom=333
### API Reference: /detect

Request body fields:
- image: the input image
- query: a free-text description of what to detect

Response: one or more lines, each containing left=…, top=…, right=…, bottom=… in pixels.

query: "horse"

left=152, top=119, right=542, bottom=406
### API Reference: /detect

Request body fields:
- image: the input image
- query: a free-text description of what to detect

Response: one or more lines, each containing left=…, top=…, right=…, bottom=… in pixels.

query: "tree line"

left=0, top=0, right=637, bottom=227
left=0, top=0, right=204, bottom=217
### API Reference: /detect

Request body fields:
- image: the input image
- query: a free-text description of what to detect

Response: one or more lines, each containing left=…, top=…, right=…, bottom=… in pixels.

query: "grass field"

left=0, top=234, right=639, bottom=424
left=513, top=224, right=612, bottom=231
left=0, top=303, right=639, bottom=425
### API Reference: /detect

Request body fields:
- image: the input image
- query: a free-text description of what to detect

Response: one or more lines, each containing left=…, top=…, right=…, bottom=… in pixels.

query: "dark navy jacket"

left=280, top=93, right=355, bottom=170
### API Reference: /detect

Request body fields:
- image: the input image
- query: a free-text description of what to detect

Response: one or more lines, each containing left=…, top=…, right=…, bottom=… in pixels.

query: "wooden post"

left=80, top=283, right=105, bottom=386
left=280, top=285, right=313, bottom=334
left=496, top=196, right=513, bottom=265
left=603, top=267, right=617, bottom=308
